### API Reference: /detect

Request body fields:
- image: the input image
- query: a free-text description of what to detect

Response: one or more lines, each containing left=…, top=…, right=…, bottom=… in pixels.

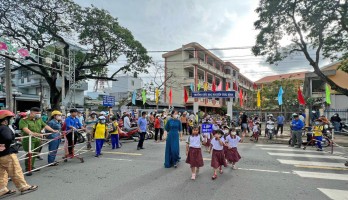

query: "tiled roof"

left=255, top=71, right=308, bottom=84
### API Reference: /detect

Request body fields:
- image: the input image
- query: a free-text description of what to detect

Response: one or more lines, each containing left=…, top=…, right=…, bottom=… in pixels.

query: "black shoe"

left=137, top=147, right=140, bottom=150
left=37, top=157, right=43, bottom=160
left=26, top=172, right=33, bottom=176
left=140, top=147, right=145, bottom=149
left=95, top=155, right=99, bottom=157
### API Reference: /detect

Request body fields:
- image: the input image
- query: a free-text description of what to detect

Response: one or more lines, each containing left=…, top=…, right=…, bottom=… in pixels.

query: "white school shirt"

left=202, top=132, right=211, bottom=139
left=186, top=135, right=203, bottom=148
left=226, top=135, right=241, bottom=148
left=252, top=125, right=259, bottom=132
left=211, top=138, right=224, bottom=150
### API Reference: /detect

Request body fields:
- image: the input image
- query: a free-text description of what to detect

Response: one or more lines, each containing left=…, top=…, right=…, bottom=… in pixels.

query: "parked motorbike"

left=76, top=130, right=86, bottom=143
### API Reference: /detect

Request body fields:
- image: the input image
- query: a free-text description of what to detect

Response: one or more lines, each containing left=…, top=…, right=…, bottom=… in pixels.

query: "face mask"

left=56, top=116, right=62, bottom=121
left=101, top=120, right=106, bottom=124
left=35, top=114, right=41, bottom=119
left=231, top=132, right=236, bottom=136
left=314, top=121, right=320, bottom=125
left=223, top=130, right=228, bottom=134
left=9, top=118, right=15, bottom=125
left=173, top=115, right=178, bottom=119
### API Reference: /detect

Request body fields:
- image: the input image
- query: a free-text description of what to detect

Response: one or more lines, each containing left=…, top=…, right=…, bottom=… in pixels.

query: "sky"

left=74, top=0, right=330, bottom=90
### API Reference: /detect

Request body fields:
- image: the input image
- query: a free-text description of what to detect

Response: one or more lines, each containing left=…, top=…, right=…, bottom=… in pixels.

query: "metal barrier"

left=15, top=129, right=87, bottom=175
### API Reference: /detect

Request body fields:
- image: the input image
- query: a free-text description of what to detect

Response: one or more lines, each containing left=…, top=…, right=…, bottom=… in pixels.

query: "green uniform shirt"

left=19, top=118, right=47, bottom=136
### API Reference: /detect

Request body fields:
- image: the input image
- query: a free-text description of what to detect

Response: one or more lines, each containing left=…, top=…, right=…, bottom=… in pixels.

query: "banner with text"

left=191, top=91, right=235, bottom=98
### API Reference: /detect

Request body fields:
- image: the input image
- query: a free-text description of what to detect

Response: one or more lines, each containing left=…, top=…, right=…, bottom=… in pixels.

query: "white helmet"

left=98, top=116, right=106, bottom=120
left=268, top=114, right=273, bottom=117
left=100, top=111, right=106, bottom=115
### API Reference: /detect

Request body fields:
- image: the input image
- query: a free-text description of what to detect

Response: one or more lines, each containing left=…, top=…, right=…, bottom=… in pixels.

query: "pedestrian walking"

left=201, top=119, right=212, bottom=152
left=46, top=110, right=63, bottom=166
left=185, top=126, right=204, bottom=180
left=19, top=107, right=58, bottom=176
left=110, top=116, right=121, bottom=149
left=225, top=129, right=242, bottom=169
left=164, top=110, right=181, bottom=168
left=290, top=113, right=304, bottom=148
left=0, top=110, right=38, bottom=198
left=159, top=114, right=165, bottom=142
left=137, top=112, right=148, bottom=150
left=180, top=112, right=188, bottom=135
left=276, top=114, right=285, bottom=135
left=209, top=130, right=227, bottom=180
left=92, top=116, right=108, bottom=157
left=154, top=114, right=161, bottom=143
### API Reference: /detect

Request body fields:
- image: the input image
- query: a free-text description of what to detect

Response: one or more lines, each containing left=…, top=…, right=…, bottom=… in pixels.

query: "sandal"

left=191, top=174, right=196, bottom=180
left=0, top=190, right=16, bottom=199
left=212, top=174, right=217, bottom=180
left=21, top=185, right=38, bottom=195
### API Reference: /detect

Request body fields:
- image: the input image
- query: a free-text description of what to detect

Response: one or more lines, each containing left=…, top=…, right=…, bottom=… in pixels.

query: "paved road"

left=7, top=137, right=348, bottom=200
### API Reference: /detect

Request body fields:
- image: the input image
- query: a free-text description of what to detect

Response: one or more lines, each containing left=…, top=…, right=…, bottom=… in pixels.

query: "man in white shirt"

left=123, top=113, right=137, bottom=132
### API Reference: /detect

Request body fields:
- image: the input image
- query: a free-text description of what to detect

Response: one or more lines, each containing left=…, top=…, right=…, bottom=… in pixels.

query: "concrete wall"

left=329, top=94, right=348, bottom=109
left=165, top=53, right=186, bottom=105
left=110, top=76, right=143, bottom=93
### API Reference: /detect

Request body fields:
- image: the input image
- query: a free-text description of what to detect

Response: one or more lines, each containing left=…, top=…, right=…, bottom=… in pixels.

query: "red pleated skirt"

left=225, top=147, right=241, bottom=163
left=211, top=149, right=227, bottom=169
left=186, top=147, right=204, bottom=168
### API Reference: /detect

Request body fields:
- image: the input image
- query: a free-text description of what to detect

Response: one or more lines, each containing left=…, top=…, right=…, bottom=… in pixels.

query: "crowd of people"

left=0, top=106, right=346, bottom=197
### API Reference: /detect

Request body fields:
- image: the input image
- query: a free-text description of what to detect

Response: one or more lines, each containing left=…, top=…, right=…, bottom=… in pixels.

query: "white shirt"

left=186, top=135, right=203, bottom=148
left=226, top=135, right=241, bottom=148
left=211, top=137, right=224, bottom=150
left=299, top=115, right=305, bottom=123
left=252, top=125, right=259, bottom=132
left=124, top=116, right=131, bottom=129
left=202, top=132, right=211, bottom=140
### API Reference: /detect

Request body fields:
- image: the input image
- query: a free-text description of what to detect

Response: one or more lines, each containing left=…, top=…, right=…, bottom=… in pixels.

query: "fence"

left=324, top=109, right=348, bottom=122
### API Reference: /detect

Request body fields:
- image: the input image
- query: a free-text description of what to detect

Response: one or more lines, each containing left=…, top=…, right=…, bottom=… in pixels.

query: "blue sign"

left=191, top=91, right=235, bottom=98
left=201, top=124, right=213, bottom=133
left=102, top=95, right=115, bottom=107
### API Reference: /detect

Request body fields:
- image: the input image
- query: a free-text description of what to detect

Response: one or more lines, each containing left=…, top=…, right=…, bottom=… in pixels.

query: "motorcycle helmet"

left=51, top=110, right=62, bottom=116
left=100, top=111, right=106, bottom=116
left=98, top=116, right=106, bottom=120
left=0, top=110, right=15, bottom=120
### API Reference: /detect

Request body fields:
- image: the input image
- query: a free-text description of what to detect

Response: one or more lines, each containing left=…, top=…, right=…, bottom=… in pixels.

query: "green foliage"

left=253, top=0, right=348, bottom=96
left=259, top=79, right=302, bottom=111
left=0, top=0, right=152, bottom=108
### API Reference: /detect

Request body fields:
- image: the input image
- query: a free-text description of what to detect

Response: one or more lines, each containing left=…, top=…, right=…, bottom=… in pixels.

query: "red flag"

left=297, top=87, right=306, bottom=105
left=212, top=80, right=216, bottom=92
left=184, top=88, right=188, bottom=103
left=239, top=88, right=243, bottom=107
left=226, top=82, right=229, bottom=91
left=233, top=81, right=236, bottom=90
left=169, top=88, right=173, bottom=105
left=253, top=83, right=257, bottom=90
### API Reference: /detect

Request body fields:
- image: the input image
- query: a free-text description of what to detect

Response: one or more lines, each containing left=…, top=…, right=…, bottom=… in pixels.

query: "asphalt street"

left=6, top=137, right=348, bottom=200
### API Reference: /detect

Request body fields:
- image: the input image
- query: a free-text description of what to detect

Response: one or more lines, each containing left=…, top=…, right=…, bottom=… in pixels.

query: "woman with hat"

left=46, top=110, right=63, bottom=166
left=0, top=110, right=38, bottom=197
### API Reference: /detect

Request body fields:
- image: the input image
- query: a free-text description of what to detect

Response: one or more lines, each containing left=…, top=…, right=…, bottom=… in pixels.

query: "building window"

left=188, top=51, right=194, bottom=59
left=188, top=70, right=194, bottom=78
left=198, top=52, right=205, bottom=62
left=233, top=70, right=236, bottom=77
left=131, top=80, right=135, bottom=86
left=36, top=87, right=40, bottom=95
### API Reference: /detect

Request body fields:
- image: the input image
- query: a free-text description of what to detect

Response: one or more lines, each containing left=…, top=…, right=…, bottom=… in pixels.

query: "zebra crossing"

left=256, top=144, right=348, bottom=200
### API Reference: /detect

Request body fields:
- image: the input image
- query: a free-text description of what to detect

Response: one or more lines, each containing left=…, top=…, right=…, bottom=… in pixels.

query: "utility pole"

left=61, top=61, right=65, bottom=115
left=5, top=55, right=13, bottom=112
left=39, top=77, right=43, bottom=110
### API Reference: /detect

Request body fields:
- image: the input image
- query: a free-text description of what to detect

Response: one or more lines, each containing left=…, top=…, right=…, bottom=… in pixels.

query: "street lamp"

left=12, top=89, right=22, bottom=113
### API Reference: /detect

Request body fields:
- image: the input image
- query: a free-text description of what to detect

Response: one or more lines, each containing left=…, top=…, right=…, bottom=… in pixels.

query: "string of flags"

left=0, top=38, right=30, bottom=57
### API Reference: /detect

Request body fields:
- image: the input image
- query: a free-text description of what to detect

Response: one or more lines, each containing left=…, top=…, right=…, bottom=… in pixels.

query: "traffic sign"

left=102, top=95, right=115, bottom=107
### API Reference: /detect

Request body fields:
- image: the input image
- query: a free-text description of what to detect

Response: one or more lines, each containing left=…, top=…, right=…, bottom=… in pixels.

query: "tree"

left=252, top=0, right=348, bottom=96
left=0, top=0, right=151, bottom=109
left=259, top=79, right=303, bottom=111
left=145, top=62, right=177, bottom=102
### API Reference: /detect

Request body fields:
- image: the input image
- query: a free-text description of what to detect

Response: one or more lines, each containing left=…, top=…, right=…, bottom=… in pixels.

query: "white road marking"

left=100, top=158, right=132, bottom=162
left=318, top=188, right=348, bottom=200
left=256, top=144, right=289, bottom=148
left=261, top=148, right=322, bottom=153
left=268, top=152, right=346, bottom=160
left=238, top=168, right=294, bottom=174
left=294, top=171, right=348, bottom=181
left=278, top=159, right=345, bottom=168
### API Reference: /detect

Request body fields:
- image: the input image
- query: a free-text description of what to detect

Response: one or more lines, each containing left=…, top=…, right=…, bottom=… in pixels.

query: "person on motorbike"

left=312, top=119, right=324, bottom=151
left=0, top=110, right=38, bottom=197
left=124, top=113, right=137, bottom=132
left=330, top=113, right=342, bottom=133
left=265, top=114, right=275, bottom=139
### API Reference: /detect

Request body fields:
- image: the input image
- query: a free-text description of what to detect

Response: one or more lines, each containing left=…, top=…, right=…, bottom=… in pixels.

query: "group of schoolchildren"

left=185, top=117, right=243, bottom=180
